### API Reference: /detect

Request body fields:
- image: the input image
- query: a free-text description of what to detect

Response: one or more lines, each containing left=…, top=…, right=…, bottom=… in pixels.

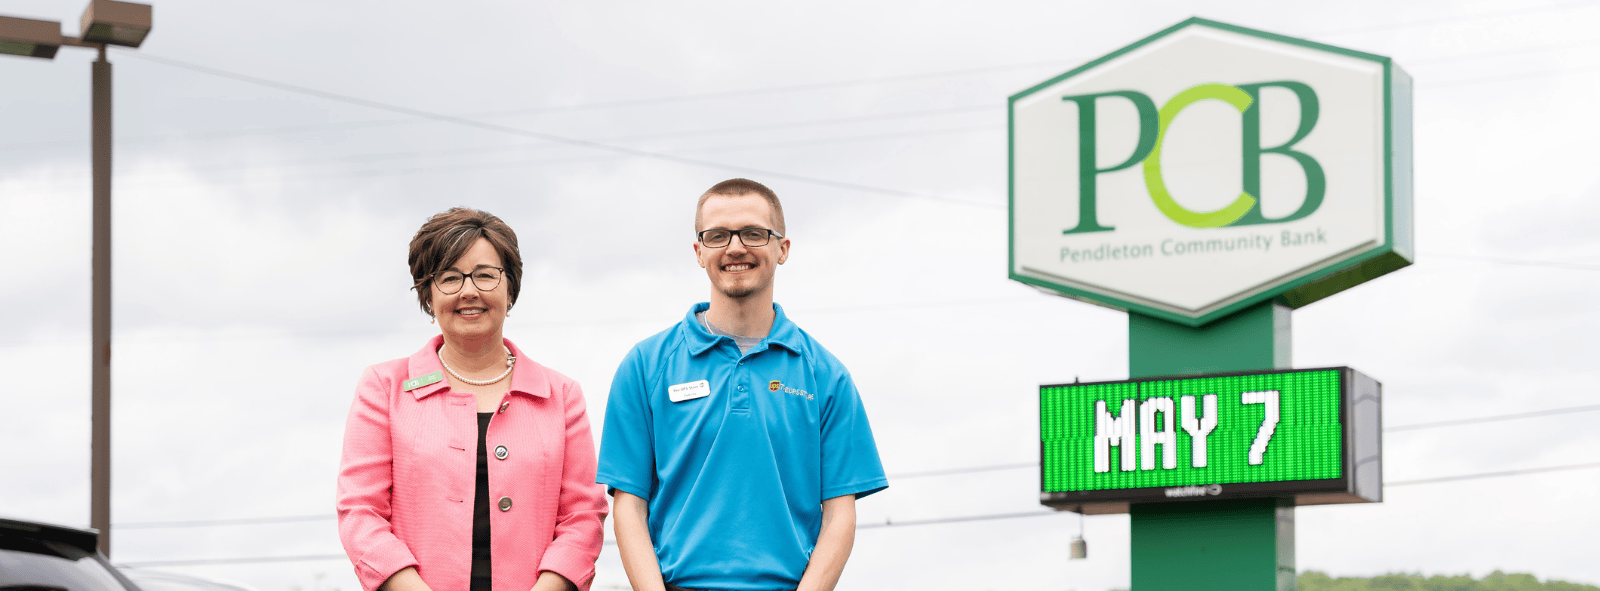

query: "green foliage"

left=1297, top=570, right=1600, bottom=591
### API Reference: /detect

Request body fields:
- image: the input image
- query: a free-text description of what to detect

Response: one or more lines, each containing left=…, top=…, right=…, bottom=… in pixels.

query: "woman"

left=338, top=208, right=607, bottom=591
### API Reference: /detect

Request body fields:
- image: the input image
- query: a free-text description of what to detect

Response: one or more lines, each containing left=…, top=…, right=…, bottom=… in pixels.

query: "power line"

left=113, top=460, right=1600, bottom=566
left=1404, top=38, right=1600, bottom=66
left=1314, top=0, right=1600, bottom=37
left=1, top=103, right=1001, bottom=180
left=859, top=510, right=1058, bottom=529
left=16, top=61, right=1550, bottom=190
left=113, top=444, right=1600, bottom=533
left=165, top=125, right=995, bottom=188
left=0, top=296, right=1043, bottom=350
left=115, top=514, right=333, bottom=529
left=0, top=122, right=1002, bottom=197
left=456, top=60, right=1063, bottom=119
left=118, top=554, right=348, bottom=568
left=603, top=105, right=998, bottom=142
left=879, top=402, right=1600, bottom=480
left=1386, top=403, right=1600, bottom=431
left=0, top=2, right=1584, bottom=157
left=25, top=0, right=1580, bottom=154
left=0, top=35, right=1582, bottom=182
left=1418, top=252, right=1600, bottom=271
left=113, top=52, right=993, bottom=209
left=1387, top=460, right=1600, bottom=486
left=1429, top=63, right=1600, bottom=89
left=1420, top=253, right=1593, bottom=272
left=872, top=461, right=1600, bottom=525
left=0, top=57, right=1045, bottom=153
left=875, top=463, right=1600, bottom=526
left=81, top=21, right=1594, bottom=205
left=890, top=462, right=1038, bottom=480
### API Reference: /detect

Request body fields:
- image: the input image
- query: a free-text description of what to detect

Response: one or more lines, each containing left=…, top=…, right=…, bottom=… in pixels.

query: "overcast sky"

left=2, top=1, right=1598, bottom=590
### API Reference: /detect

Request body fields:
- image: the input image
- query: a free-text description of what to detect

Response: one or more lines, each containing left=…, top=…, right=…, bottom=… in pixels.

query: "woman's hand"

left=530, top=571, right=576, bottom=591
left=381, top=567, right=432, bottom=591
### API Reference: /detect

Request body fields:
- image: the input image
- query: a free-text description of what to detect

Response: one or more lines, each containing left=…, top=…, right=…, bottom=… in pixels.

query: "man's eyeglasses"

left=698, top=228, right=783, bottom=248
left=431, top=266, right=503, bottom=294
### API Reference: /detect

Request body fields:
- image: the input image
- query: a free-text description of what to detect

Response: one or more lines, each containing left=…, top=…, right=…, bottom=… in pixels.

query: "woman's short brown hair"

left=407, top=207, right=523, bottom=317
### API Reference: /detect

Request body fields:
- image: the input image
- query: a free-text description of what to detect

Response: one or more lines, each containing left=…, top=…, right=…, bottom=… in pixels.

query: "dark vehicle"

left=0, top=517, right=140, bottom=591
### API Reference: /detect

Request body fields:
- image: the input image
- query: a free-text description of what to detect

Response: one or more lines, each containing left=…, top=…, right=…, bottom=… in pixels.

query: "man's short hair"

left=695, top=178, right=785, bottom=234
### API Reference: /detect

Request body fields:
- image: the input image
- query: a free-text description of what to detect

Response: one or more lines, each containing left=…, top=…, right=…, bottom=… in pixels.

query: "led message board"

left=1040, top=367, right=1381, bottom=514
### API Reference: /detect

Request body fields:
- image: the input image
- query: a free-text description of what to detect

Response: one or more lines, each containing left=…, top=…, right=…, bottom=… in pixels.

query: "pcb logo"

left=1059, top=81, right=1324, bottom=233
left=769, top=380, right=782, bottom=392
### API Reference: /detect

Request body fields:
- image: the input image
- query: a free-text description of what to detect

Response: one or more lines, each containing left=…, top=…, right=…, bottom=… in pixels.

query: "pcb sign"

left=1009, top=18, right=1414, bottom=326
left=1039, top=367, right=1382, bottom=513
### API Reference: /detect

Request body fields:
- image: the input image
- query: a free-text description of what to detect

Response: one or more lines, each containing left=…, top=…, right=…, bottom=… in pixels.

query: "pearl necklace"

left=438, top=346, right=515, bottom=386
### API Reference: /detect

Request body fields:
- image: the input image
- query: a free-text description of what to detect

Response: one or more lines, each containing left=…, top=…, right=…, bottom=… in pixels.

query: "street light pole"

left=90, top=42, right=113, bottom=559
left=0, top=0, right=151, bottom=561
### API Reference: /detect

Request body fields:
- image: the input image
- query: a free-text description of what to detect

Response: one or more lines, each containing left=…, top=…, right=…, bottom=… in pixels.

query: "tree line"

left=1295, top=571, right=1599, bottom=591
left=1103, top=571, right=1597, bottom=591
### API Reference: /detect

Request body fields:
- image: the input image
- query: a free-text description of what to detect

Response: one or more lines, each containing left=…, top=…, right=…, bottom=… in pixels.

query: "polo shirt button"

left=497, top=496, right=513, bottom=511
left=738, top=386, right=745, bottom=391
left=494, top=445, right=508, bottom=460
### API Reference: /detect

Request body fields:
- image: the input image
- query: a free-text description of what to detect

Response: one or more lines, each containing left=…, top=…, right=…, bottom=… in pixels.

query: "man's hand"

left=796, top=494, right=857, bottom=591
left=614, top=491, right=667, bottom=591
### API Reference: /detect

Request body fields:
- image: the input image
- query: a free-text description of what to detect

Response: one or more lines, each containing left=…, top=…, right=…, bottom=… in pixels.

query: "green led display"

left=1041, top=369, right=1344, bottom=493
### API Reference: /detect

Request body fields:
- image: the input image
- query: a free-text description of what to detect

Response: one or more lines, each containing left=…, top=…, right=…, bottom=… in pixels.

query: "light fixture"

left=1070, top=510, right=1088, bottom=560
left=0, top=15, right=63, bottom=59
left=79, top=0, right=150, bottom=48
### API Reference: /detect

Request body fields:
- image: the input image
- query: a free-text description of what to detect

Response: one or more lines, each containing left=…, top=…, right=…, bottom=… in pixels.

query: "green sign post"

left=1008, top=17, right=1412, bottom=591
left=1128, top=306, right=1299, bottom=590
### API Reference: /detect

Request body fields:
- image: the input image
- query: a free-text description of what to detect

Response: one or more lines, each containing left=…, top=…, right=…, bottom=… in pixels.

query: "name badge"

left=403, top=371, right=443, bottom=391
left=668, top=380, right=711, bottom=403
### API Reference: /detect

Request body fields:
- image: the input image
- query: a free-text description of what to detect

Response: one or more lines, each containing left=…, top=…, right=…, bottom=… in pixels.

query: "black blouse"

left=472, top=412, right=492, bottom=591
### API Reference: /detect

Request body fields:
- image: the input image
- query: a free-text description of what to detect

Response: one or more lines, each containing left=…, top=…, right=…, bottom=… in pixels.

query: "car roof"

left=0, top=516, right=100, bottom=554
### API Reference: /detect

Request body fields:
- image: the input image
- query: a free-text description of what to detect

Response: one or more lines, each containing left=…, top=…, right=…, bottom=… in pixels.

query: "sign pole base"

left=1128, top=301, right=1294, bottom=591
left=1131, top=498, right=1295, bottom=591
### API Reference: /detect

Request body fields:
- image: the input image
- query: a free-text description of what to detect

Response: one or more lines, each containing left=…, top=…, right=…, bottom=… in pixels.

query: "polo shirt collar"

left=406, top=334, right=551, bottom=399
left=682, top=302, right=803, bottom=357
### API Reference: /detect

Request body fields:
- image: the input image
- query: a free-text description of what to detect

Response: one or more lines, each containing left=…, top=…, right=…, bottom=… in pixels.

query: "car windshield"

left=0, top=536, right=133, bottom=591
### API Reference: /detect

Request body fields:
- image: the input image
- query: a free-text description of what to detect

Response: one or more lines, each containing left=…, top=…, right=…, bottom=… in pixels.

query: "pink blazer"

left=337, top=336, right=608, bottom=591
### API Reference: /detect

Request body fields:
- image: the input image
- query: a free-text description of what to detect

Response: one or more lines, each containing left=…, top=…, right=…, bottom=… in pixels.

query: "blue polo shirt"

left=597, top=303, right=888, bottom=591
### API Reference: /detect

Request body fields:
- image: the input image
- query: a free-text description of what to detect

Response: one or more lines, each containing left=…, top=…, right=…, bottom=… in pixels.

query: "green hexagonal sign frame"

left=1008, top=18, right=1413, bottom=327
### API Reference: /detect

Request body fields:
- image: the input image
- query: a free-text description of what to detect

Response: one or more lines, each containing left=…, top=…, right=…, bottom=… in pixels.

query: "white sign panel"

left=1009, top=18, right=1412, bottom=326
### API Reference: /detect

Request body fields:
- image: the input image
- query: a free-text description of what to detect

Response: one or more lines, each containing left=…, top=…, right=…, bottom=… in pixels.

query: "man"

left=598, top=178, right=888, bottom=591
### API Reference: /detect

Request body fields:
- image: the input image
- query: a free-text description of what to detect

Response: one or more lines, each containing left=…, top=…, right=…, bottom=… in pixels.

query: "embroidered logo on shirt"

left=770, top=380, right=812, bottom=400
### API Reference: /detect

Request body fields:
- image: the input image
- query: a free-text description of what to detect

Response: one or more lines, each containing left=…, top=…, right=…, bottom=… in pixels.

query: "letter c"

left=1142, top=84, right=1257, bottom=228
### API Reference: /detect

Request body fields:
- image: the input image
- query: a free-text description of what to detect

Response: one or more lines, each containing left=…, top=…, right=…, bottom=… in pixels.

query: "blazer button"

left=494, top=445, right=508, bottom=460
left=498, top=401, right=510, bottom=413
left=497, top=496, right=513, bottom=512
